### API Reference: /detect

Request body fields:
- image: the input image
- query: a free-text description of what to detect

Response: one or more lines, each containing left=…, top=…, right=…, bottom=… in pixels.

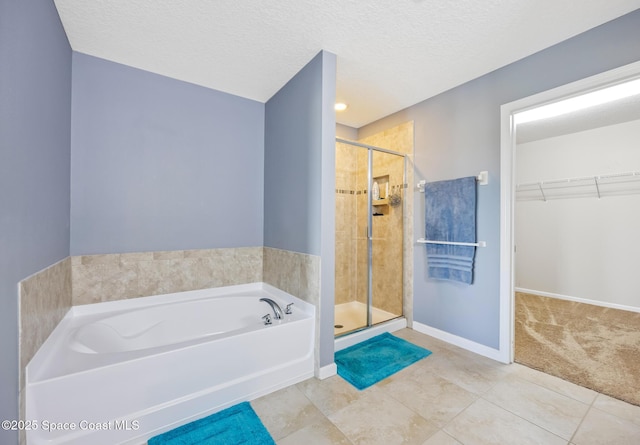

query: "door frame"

left=498, top=60, right=640, bottom=363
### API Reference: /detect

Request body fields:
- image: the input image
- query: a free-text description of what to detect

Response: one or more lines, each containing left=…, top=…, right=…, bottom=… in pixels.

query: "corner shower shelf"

left=516, top=171, right=640, bottom=201
left=372, top=199, right=389, bottom=206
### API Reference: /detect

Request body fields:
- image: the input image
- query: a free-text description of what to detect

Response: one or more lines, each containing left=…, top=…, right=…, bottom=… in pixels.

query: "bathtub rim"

left=26, top=282, right=315, bottom=385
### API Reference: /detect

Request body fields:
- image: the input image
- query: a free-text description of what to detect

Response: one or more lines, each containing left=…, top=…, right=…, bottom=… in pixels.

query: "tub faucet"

left=260, top=298, right=283, bottom=320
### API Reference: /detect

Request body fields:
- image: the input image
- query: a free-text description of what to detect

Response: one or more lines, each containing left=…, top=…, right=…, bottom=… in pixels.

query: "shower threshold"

left=334, top=315, right=407, bottom=352
left=334, top=301, right=402, bottom=337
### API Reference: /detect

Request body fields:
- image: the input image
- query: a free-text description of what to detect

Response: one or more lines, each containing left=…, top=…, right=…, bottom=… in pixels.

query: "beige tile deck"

left=248, top=328, right=640, bottom=445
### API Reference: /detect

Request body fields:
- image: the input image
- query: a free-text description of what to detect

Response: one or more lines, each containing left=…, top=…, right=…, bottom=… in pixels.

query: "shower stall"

left=335, top=138, right=406, bottom=337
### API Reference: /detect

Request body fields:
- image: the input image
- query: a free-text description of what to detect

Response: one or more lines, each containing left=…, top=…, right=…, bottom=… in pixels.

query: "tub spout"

left=260, top=298, right=283, bottom=320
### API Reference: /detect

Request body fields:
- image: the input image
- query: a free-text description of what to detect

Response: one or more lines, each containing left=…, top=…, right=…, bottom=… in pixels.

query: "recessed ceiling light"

left=335, top=103, right=348, bottom=111
left=515, top=78, right=640, bottom=124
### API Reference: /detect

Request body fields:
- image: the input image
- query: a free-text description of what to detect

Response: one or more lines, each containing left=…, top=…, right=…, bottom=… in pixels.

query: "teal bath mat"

left=148, top=401, right=274, bottom=445
left=336, top=332, right=432, bottom=390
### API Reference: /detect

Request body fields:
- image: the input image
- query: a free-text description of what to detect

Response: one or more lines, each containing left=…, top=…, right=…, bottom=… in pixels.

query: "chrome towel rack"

left=417, top=170, right=488, bottom=192
left=416, top=239, right=487, bottom=247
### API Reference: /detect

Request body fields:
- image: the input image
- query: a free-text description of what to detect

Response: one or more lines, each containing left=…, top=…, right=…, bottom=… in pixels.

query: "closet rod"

left=516, top=171, right=640, bottom=201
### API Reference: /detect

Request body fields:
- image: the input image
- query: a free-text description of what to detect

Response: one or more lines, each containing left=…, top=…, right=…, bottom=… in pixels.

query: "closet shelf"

left=516, top=171, right=640, bottom=202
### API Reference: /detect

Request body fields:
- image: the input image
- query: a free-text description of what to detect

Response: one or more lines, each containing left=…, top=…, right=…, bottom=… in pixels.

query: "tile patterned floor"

left=251, top=328, right=640, bottom=445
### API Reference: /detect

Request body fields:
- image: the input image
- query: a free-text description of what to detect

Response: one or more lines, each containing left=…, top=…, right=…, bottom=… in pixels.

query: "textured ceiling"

left=54, top=0, right=640, bottom=128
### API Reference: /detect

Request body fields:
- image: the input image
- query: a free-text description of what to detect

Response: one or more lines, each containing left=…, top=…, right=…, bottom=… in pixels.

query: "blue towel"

left=424, top=176, right=477, bottom=284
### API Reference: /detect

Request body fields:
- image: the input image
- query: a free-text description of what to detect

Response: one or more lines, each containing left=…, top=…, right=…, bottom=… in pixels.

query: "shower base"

left=334, top=301, right=399, bottom=336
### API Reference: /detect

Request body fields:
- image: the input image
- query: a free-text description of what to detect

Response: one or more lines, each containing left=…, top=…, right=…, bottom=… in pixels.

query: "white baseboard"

left=515, top=287, right=640, bottom=314
left=412, top=321, right=507, bottom=363
left=316, top=363, right=337, bottom=380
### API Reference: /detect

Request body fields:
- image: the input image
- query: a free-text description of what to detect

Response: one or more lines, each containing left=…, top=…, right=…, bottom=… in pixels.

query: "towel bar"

left=417, top=171, right=488, bottom=192
left=417, top=239, right=486, bottom=247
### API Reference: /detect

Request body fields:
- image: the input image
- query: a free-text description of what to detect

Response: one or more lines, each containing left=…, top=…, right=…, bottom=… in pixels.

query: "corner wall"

left=359, top=9, right=640, bottom=352
left=0, top=1, right=72, bottom=442
left=264, top=52, right=328, bottom=255
left=263, top=50, right=337, bottom=374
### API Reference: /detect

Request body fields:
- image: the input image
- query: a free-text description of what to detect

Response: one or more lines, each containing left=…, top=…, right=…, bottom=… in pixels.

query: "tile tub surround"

left=72, top=247, right=263, bottom=305
left=252, top=328, right=640, bottom=445
left=23, top=246, right=310, bottom=374
left=19, top=247, right=317, bottom=439
left=19, top=257, right=72, bottom=445
left=263, top=247, right=322, bottom=374
left=19, top=257, right=72, bottom=390
left=262, top=247, right=320, bottom=306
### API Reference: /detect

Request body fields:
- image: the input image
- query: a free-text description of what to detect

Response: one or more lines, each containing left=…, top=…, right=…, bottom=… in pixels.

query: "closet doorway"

left=500, top=61, right=640, bottom=406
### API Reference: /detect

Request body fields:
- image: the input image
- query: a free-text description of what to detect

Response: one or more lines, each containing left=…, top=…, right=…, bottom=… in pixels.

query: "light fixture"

left=335, top=102, right=348, bottom=111
left=514, top=77, right=640, bottom=125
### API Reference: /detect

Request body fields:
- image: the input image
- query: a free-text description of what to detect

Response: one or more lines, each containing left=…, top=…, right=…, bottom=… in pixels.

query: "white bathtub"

left=25, top=283, right=315, bottom=445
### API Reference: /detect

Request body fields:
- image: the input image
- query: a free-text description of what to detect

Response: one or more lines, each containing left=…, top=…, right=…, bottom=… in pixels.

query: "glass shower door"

left=334, top=140, right=405, bottom=337
left=334, top=142, right=369, bottom=335
left=370, top=150, right=404, bottom=325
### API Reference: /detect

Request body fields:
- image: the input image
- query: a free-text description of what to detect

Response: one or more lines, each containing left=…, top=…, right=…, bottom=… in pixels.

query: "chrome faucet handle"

left=260, top=297, right=283, bottom=319
left=285, top=303, right=294, bottom=314
left=262, top=314, right=272, bottom=325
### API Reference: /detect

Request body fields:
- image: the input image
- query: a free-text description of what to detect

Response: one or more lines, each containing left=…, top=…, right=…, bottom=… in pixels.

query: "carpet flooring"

left=515, top=292, right=640, bottom=406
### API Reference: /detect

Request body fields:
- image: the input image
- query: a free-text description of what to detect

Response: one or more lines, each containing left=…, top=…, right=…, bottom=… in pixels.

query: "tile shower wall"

left=334, top=122, right=414, bottom=320
left=335, top=141, right=359, bottom=306
left=359, top=122, right=414, bottom=323
left=72, top=247, right=263, bottom=305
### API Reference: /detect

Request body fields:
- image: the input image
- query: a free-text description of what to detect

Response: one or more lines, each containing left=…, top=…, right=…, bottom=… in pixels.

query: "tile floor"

left=251, top=328, right=640, bottom=445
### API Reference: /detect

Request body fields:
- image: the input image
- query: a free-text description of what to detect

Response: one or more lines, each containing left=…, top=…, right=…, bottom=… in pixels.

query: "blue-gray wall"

left=264, top=52, right=328, bottom=255
left=71, top=53, right=265, bottom=255
left=318, top=52, right=337, bottom=369
left=359, top=10, right=640, bottom=350
left=0, top=1, right=72, bottom=442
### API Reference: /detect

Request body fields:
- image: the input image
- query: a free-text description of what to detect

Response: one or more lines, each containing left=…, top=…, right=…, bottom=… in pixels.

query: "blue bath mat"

left=336, top=332, right=432, bottom=390
left=148, top=401, right=274, bottom=445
